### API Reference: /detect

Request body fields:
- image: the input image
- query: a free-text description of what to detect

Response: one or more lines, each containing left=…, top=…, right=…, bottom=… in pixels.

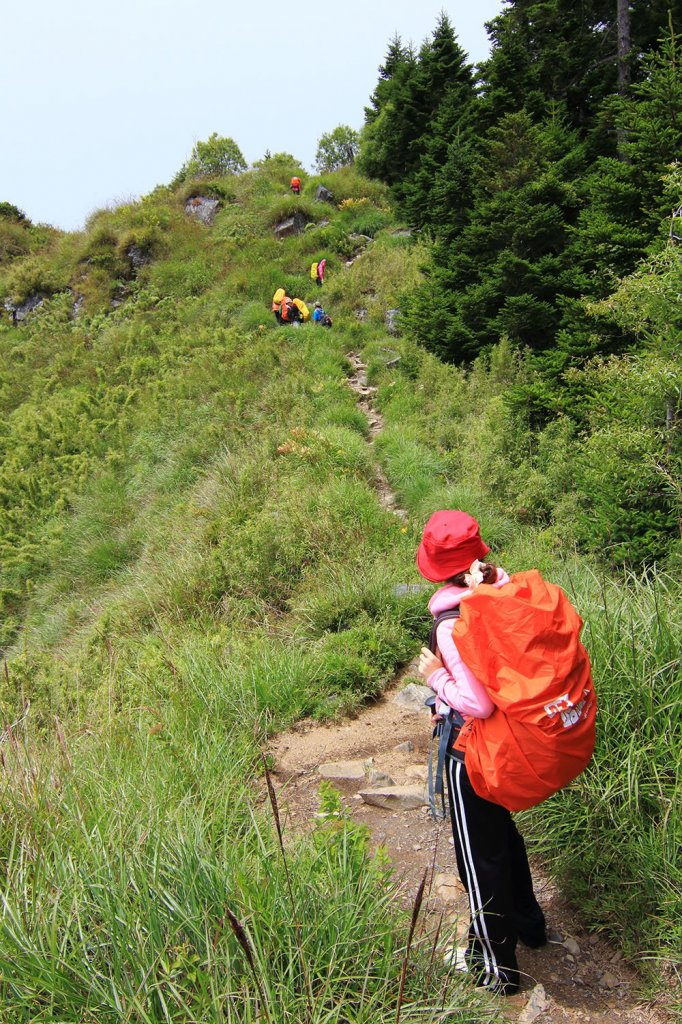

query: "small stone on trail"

left=518, top=983, right=548, bottom=1024
left=598, top=971, right=620, bottom=990
left=394, top=740, right=414, bottom=753
left=367, top=770, right=394, bottom=787
left=435, top=873, right=464, bottom=900
left=393, top=683, right=433, bottom=712
left=359, top=785, right=427, bottom=811
left=318, top=759, right=372, bottom=780
left=563, top=937, right=581, bottom=957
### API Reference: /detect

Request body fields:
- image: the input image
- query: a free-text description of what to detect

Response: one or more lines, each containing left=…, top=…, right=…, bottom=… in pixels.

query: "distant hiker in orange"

left=290, top=176, right=301, bottom=195
left=416, top=511, right=547, bottom=997
left=279, top=298, right=297, bottom=324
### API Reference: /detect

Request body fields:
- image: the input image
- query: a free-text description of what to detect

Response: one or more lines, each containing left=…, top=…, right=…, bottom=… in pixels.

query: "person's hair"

left=447, top=561, right=498, bottom=588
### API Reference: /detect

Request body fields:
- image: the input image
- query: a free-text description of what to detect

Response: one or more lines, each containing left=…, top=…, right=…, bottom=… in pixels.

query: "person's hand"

left=419, top=647, right=443, bottom=681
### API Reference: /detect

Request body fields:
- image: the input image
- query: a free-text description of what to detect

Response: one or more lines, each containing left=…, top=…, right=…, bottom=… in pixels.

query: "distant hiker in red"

left=316, top=257, right=327, bottom=286
left=416, top=511, right=547, bottom=997
left=290, top=176, right=301, bottom=195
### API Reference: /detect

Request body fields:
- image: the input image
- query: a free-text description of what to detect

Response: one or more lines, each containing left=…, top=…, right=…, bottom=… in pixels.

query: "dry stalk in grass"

left=225, top=907, right=273, bottom=1024
left=261, top=752, right=314, bottom=1022
left=396, top=868, right=427, bottom=1024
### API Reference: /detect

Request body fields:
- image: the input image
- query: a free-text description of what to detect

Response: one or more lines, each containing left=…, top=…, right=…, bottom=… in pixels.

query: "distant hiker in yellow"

left=272, top=287, right=287, bottom=324
left=311, top=258, right=327, bottom=287
left=292, top=298, right=310, bottom=322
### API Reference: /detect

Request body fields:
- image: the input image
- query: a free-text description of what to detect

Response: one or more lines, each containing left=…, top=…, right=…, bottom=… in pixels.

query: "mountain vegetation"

left=0, top=2, right=680, bottom=1019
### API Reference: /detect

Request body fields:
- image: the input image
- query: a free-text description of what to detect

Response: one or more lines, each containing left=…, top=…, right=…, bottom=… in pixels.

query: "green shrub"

left=2, top=252, right=69, bottom=305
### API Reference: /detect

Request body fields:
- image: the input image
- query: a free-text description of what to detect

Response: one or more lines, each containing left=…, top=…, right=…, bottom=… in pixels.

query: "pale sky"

left=2, top=0, right=503, bottom=231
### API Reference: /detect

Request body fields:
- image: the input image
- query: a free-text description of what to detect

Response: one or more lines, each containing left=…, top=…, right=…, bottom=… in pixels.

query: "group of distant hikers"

left=272, top=290, right=332, bottom=327
left=270, top=257, right=332, bottom=328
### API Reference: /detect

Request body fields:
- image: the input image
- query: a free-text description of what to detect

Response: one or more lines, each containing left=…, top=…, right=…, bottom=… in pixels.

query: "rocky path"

left=267, top=353, right=671, bottom=1024
left=346, top=352, right=408, bottom=521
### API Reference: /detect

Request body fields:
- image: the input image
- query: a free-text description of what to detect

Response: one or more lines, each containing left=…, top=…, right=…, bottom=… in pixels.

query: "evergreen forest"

left=0, top=1, right=680, bottom=1020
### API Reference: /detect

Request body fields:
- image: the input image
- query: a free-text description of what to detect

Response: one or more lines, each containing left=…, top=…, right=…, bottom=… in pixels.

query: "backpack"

left=272, top=287, right=286, bottom=311
left=310, top=262, right=319, bottom=280
left=292, top=298, right=310, bottom=321
left=449, top=570, right=596, bottom=811
left=321, top=314, right=332, bottom=328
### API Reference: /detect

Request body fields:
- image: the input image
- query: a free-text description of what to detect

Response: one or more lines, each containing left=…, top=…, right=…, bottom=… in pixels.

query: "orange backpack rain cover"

left=451, top=570, right=596, bottom=811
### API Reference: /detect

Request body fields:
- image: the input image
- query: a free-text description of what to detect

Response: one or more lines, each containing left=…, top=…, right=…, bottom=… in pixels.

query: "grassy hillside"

left=0, top=159, right=679, bottom=1020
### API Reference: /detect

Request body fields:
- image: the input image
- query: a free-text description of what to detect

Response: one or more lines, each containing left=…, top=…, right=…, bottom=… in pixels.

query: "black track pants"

left=446, top=755, right=546, bottom=994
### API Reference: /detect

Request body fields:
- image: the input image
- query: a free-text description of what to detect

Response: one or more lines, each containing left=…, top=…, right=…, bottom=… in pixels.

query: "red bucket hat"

left=416, top=510, right=490, bottom=583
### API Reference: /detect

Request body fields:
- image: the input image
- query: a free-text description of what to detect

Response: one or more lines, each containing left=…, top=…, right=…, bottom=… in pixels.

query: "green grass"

left=0, top=685, right=494, bottom=1022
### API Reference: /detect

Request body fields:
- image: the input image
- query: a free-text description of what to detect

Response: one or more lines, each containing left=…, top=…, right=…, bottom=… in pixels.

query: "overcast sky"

left=2, top=0, right=503, bottom=231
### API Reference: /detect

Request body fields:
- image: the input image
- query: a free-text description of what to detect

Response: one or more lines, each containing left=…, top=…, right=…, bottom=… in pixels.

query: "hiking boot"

left=443, top=947, right=519, bottom=996
left=519, top=930, right=547, bottom=949
left=443, top=946, right=469, bottom=972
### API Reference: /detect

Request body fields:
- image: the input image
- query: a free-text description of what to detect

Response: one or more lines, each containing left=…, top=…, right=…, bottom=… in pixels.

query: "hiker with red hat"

left=416, top=510, right=547, bottom=996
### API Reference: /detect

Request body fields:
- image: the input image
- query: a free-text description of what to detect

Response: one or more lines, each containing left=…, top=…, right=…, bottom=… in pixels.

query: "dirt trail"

left=268, top=354, right=670, bottom=1024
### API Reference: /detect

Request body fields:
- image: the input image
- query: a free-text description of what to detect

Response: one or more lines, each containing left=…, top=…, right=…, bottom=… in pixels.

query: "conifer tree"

left=359, top=14, right=478, bottom=226
left=357, top=40, right=419, bottom=187
left=404, top=111, right=586, bottom=361
left=555, top=28, right=682, bottom=365
left=479, top=0, right=617, bottom=142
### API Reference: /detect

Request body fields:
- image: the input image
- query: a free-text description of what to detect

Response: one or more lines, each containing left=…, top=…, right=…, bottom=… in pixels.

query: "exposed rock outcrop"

left=126, top=245, right=151, bottom=274
left=315, top=185, right=335, bottom=204
left=385, top=308, right=402, bottom=336
left=274, top=211, right=310, bottom=239
left=184, top=196, right=220, bottom=225
left=4, top=294, right=45, bottom=323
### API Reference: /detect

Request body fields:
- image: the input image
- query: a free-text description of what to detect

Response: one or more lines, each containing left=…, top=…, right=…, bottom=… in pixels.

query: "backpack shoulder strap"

left=426, top=607, right=465, bottom=820
left=428, top=607, right=460, bottom=654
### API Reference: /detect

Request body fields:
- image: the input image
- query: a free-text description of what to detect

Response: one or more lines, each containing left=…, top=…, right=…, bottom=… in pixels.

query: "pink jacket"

left=426, top=569, right=511, bottom=719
